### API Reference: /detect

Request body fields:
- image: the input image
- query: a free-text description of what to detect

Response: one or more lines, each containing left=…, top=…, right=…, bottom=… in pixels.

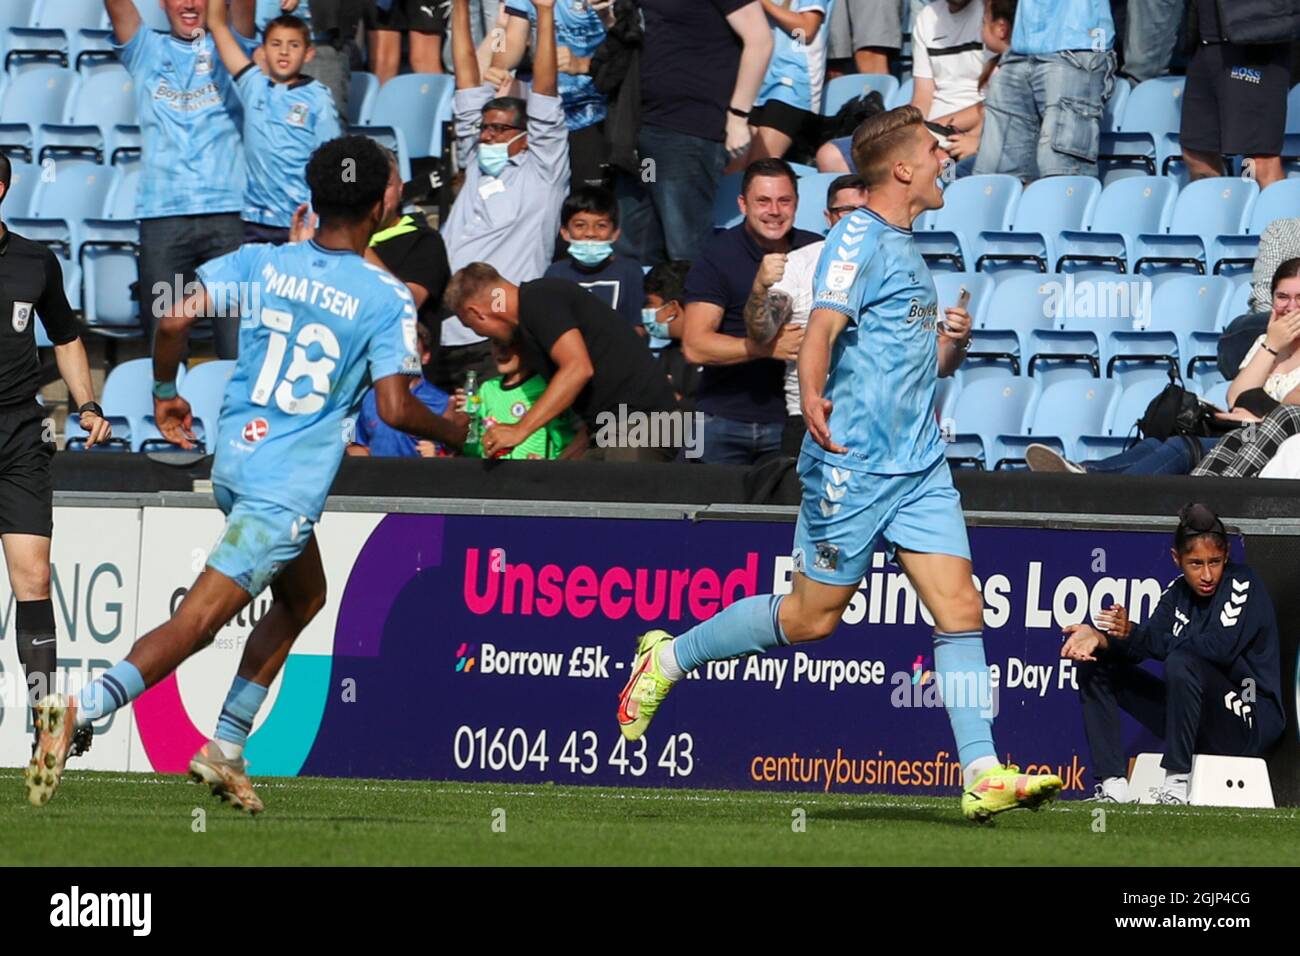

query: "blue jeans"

left=696, top=414, right=783, bottom=466
left=1085, top=436, right=1218, bottom=475
left=1122, top=0, right=1185, bottom=84
left=615, top=124, right=727, bottom=267
left=973, top=50, right=1116, bottom=181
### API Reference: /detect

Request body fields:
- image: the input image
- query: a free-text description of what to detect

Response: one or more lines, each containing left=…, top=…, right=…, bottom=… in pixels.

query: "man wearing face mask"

left=441, top=0, right=569, bottom=393
left=545, top=185, right=645, bottom=331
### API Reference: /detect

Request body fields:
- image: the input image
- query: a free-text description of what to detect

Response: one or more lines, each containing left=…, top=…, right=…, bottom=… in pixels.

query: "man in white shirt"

left=911, top=0, right=991, bottom=120
left=742, top=173, right=869, bottom=455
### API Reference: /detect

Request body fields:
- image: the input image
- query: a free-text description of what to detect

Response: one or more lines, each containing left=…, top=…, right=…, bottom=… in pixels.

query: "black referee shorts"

left=1180, top=41, right=1290, bottom=158
left=366, top=0, right=449, bottom=34
left=0, top=401, right=53, bottom=537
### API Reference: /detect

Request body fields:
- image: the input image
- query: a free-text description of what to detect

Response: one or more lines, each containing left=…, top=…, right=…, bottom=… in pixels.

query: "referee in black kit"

left=0, top=155, right=110, bottom=756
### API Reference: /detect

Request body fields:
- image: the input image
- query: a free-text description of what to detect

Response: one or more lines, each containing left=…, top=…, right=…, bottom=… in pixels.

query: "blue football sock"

left=932, top=630, right=997, bottom=768
left=214, top=677, right=269, bottom=747
left=673, top=594, right=788, bottom=673
left=77, top=661, right=146, bottom=726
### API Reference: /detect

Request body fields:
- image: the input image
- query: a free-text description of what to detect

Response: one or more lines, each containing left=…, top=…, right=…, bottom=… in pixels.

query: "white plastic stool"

left=1128, top=752, right=1165, bottom=804
left=1189, top=755, right=1275, bottom=808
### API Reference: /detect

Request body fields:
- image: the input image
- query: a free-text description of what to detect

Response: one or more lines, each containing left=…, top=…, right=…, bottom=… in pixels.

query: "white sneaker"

left=1155, top=785, right=1189, bottom=805
left=1026, top=443, right=1086, bottom=474
left=1083, top=778, right=1136, bottom=803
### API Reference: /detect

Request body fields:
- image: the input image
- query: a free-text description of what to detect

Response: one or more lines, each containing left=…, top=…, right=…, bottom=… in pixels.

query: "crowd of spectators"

left=69, top=0, right=1300, bottom=467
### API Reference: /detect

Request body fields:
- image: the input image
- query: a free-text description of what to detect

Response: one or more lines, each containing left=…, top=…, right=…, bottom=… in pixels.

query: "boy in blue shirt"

left=106, top=0, right=258, bottom=358
left=26, top=137, right=465, bottom=815
left=544, top=185, right=644, bottom=329
left=208, top=0, right=344, bottom=244
left=348, top=321, right=465, bottom=457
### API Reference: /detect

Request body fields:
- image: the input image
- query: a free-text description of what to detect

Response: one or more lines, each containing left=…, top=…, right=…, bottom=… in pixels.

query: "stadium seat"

left=886, top=76, right=914, bottom=110
left=36, top=64, right=135, bottom=164
left=1077, top=376, right=1168, bottom=459
left=1188, top=360, right=1226, bottom=395
left=4, top=0, right=106, bottom=69
left=349, top=71, right=379, bottom=126
left=351, top=73, right=454, bottom=176
left=1131, top=177, right=1257, bottom=277
left=1098, top=77, right=1183, bottom=178
left=1106, top=275, right=1232, bottom=377
left=933, top=272, right=994, bottom=330
left=1057, top=176, right=1177, bottom=273
left=975, top=176, right=1101, bottom=274
left=66, top=358, right=185, bottom=450
left=966, top=273, right=1057, bottom=376
left=821, top=74, right=900, bottom=116
left=998, top=378, right=1120, bottom=464
left=1027, top=271, right=1148, bottom=377
left=1282, top=84, right=1300, bottom=169
left=944, top=375, right=1039, bottom=469
left=81, top=244, right=142, bottom=340
left=8, top=158, right=114, bottom=259
left=912, top=174, right=1021, bottom=272
left=178, top=359, right=234, bottom=442
left=1212, top=178, right=1300, bottom=276
left=0, top=66, right=79, bottom=162
left=80, top=161, right=140, bottom=251
left=1201, top=379, right=1230, bottom=410
left=794, top=172, right=840, bottom=235
left=2, top=160, right=39, bottom=217
left=934, top=372, right=961, bottom=427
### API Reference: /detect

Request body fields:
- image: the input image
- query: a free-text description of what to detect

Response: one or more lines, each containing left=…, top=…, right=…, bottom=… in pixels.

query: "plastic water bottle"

left=464, top=371, right=481, bottom=445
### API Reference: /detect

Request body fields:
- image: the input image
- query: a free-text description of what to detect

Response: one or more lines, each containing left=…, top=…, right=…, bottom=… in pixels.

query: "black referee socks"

left=16, top=598, right=56, bottom=715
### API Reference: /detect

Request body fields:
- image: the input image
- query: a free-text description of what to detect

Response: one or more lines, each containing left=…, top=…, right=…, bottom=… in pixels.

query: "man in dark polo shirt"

left=0, top=156, right=110, bottom=760
left=445, top=263, right=681, bottom=461
left=682, top=157, right=820, bottom=465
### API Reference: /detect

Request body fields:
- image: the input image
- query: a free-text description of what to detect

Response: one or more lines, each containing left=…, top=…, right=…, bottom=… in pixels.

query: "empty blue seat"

left=1057, top=176, right=1177, bottom=273
left=944, top=375, right=1040, bottom=469
left=794, top=172, right=841, bottom=235
left=1132, top=177, right=1257, bottom=277
left=36, top=64, right=134, bottom=164
left=1107, top=275, right=1232, bottom=377
left=4, top=0, right=106, bottom=69
left=1077, top=376, right=1167, bottom=459
left=1212, top=178, right=1300, bottom=275
left=966, top=273, right=1058, bottom=375
left=1202, top=380, right=1231, bottom=410
left=913, top=174, right=1021, bottom=272
left=887, top=76, right=914, bottom=110
left=66, top=358, right=185, bottom=450
left=822, top=74, right=900, bottom=116
left=976, top=176, right=1101, bottom=274
left=349, top=71, right=379, bottom=125
left=1000, top=378, right=1120, bottom=464
left=1098, top=77, right=1183, bottom=178
left=351, top=73, right=454, bottom=177
left=81, top=245, right=141, bottom=340
left=0, top=66, right=79, bottom=161
left=177, top=359, right=235, bottom=444
left=9, top=159, right=114, bottom=258
left=2, top=161, right=40, bottom=217
left=1028, top=271, right=1150, bottom=376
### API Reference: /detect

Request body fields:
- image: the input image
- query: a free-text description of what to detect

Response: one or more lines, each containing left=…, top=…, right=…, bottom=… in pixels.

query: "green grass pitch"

left=2, top=770, right=1297, bottom=866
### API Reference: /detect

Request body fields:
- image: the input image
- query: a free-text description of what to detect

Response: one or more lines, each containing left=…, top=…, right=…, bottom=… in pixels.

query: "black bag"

left=822, top=91, right=887, bottom=142
left=1136, top=370, right=1237, bottom=466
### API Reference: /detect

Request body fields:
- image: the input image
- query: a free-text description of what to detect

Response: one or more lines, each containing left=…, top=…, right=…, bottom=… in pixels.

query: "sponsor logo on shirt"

left=154, top=80, right=223, bottom=113
left=906, top=298, right=938, bottom=326
left=287, top=103, right=310, bottom=127
left=242, top=418, right=270, bottom=443
left=11, top=301, right=32, bottom=333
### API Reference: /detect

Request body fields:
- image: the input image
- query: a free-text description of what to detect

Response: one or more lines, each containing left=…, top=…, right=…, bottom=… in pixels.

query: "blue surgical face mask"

left=642, top=307, right=671, bottom=340
left=569, top=239, right=614, bottom=266
left=478, top=131, right=525, bottom=177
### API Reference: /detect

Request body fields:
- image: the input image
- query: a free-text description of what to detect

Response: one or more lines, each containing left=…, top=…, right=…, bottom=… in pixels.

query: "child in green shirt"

left=458, top=339, right=576, bottom=460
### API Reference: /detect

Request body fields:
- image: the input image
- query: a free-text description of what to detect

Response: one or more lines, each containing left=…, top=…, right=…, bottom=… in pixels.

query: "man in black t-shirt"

left=445, top=262, right=681, bottom=461
left=0, top=156, right=110, bottom=758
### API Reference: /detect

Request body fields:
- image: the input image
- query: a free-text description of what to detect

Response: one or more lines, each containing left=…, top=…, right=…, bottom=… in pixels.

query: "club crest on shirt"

left=511, top=401, right=527, bottom=418
left=195, top=50, right=213, bottom=75
left=11, top=301, right=32, bottom=333
left=287, top=103, right=310, bottom=127
left=814, top=542, right=839, bottom=571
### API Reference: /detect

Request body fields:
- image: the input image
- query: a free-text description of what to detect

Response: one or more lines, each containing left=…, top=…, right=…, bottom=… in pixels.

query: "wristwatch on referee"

left=77, top=401, right=103, bottom=419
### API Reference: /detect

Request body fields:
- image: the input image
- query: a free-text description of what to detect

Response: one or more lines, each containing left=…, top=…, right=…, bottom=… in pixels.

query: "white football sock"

left=657, top=641, right=685, bottom=683
left=213, top=738, right=244, bottom=760
left=963, top=755, right=1000, bottom=787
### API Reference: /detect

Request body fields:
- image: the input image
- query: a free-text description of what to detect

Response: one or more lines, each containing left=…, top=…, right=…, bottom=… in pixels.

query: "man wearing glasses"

left=440, top=0, right=569, bottom=393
